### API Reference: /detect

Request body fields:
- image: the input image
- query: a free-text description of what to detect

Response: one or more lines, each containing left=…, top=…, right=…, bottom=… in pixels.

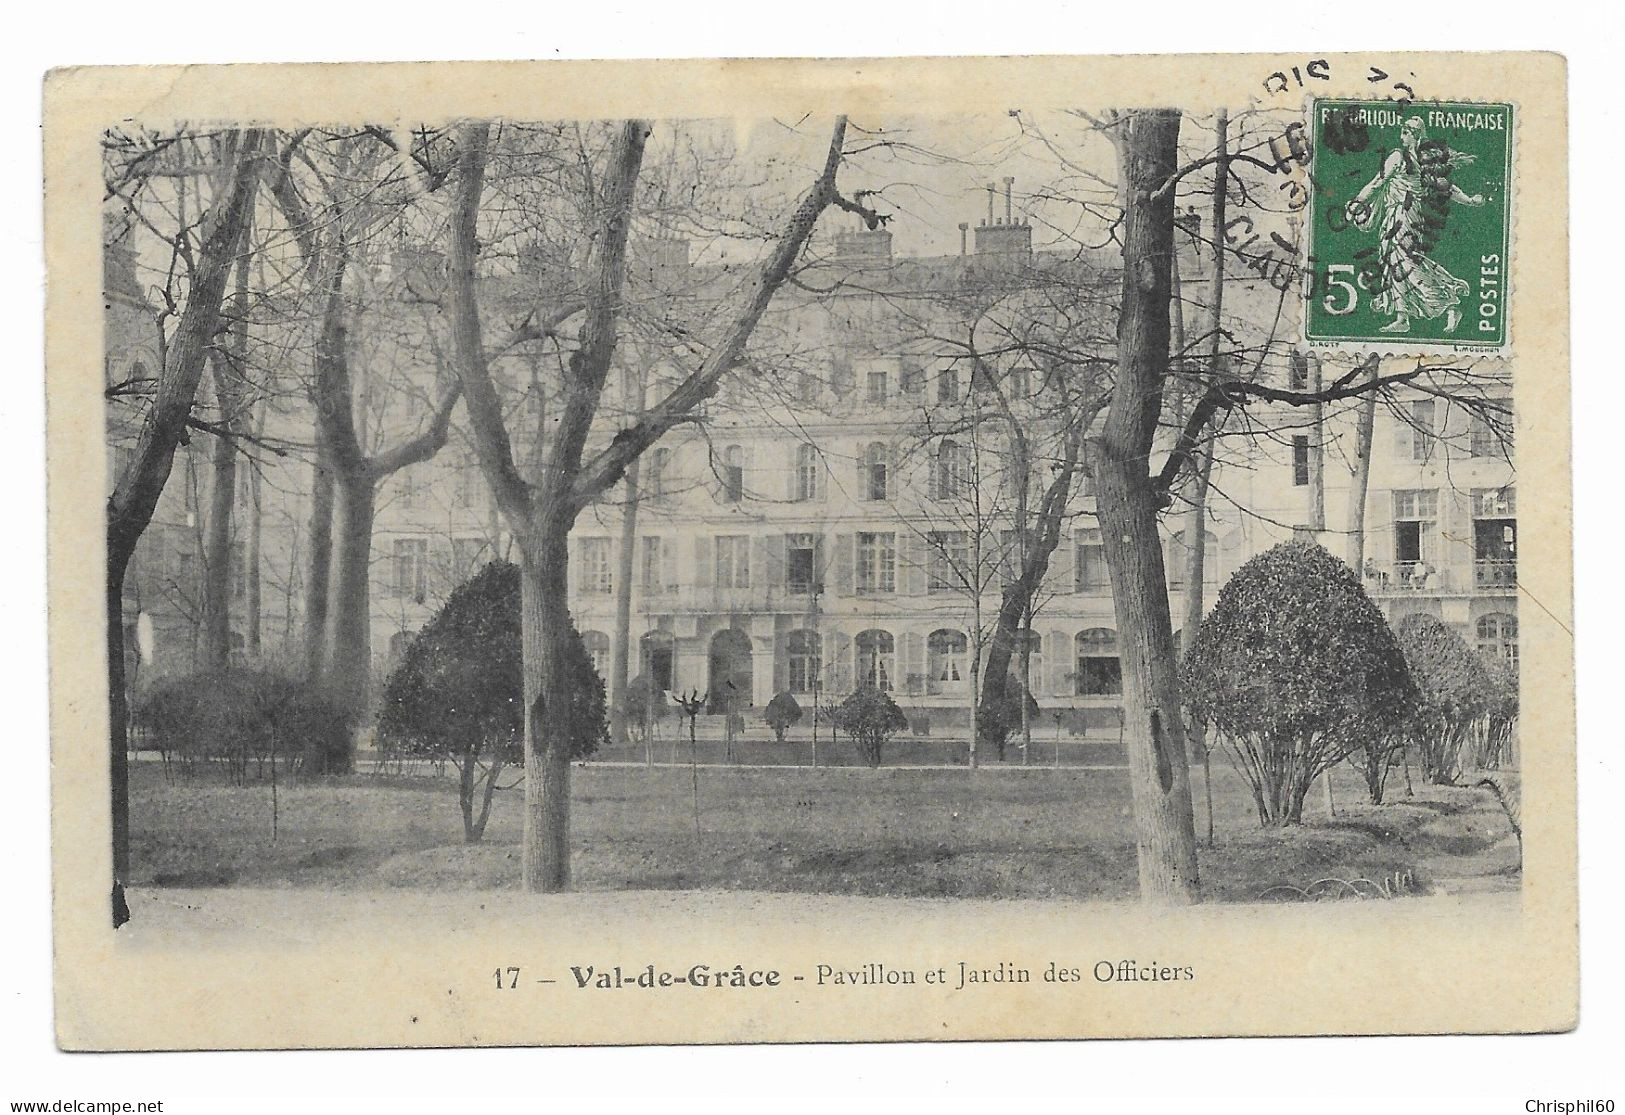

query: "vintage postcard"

left=44, top=51, right=1574, bottom=1049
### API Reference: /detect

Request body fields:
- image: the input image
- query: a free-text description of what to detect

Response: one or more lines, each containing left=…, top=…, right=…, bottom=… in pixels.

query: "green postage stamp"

left=1304, top=98, right=1513, bottom=350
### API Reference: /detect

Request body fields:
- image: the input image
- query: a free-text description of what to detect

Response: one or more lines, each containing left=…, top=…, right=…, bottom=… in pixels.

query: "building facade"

left=105, top=199, right=1518, bottom=735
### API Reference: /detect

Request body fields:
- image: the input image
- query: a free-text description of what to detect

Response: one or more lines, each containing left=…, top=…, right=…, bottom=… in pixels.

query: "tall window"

left=936, top=438, right=971, bottom=498
left=927, top=531, right=967, bottom=594
left=797, top=371, right=821, bottom=404
left=1289, top=351, right=1311, bottom=390
left=721, top=445, right=744, bottom=503
left=647, top=447, right=671, bottom=500
left=715, top=535, right=751, bottom=588
left=1472, top=487, right=1517, bottom=588
left=455, top=462, right=480, bottom=507
left=393, top=538, right=428, bottom=604
left=1075, top=529, right=1109, bottom=593
left=182, top=452, right=198, bottom=514
left=582, top=631, right=611, bottom=676
left=580, top=538, right=613, bottom=595
left=856, top=532, right=896, bottom=594
left=899, top=358, right=924, bottom=396
left=1165, top=529, right=1219, bottom=591
left=937, top=365, right=960, bottom=403
left=1476, top=612, right=1519, bottom=672
left=863, top=442, right=889, bottom=501
left=1292, top=436, right=1310, bottom=486
left=787, top=629, right=821, bottom=694
left=1392, top=489, right=1438, bottom=585
left=1075, top=628, right=1122, bottom=696
left=867, top=367, right=889, bottom=403
left=997, top=528, right=1024, bottom=588
left=927, top=629, right=968, bottom=694
left=642, top=536, right=671, bottom=592
left=1471, top=399, right=1513, bottom=458
left=831, top=353, right=855, bottom=398
left=795, top=444, right=821, bottom=502
left=398, top=467, right=421, bottom=510
left=786, top=533, right=819, bottom=595
left=1409, top=399, right=1437, bottom=462
left=1009, top=362, right=1032, bottom=398
left=855, top=629, right=895, bottom=692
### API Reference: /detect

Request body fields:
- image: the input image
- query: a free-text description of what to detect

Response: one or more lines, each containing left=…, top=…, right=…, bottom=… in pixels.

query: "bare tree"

left=104, top=127, right=265, bottom=925
left=269, top=129, right=463, bottom=761
left=1091, top=109, right=1202, bottom=904
left=446, top=116, right=878, bottom=890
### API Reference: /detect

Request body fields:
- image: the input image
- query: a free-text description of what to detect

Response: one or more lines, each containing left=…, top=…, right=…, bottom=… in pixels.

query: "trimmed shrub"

left=764, top=690, right=803, bottom=743
left=831, top=686, right=908, bottom=768
left=376, top=561, right=606, bottom=842
left=1396, top=613, right=1496, bottom=785
left=132, top=668, right=349, bottom=780
left=1183, top=541, right=1416, bottom=824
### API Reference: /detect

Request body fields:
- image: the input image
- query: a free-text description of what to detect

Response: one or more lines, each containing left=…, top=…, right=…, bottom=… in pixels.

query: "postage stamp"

left=1304, top=98, right=1514, bottom=350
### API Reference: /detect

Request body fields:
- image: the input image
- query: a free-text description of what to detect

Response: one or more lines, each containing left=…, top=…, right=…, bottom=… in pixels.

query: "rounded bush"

left=1183, top=541, right=1415, bottom=824
left=831, top=686, right=908, bottom=768
left=1396, top=612, right=1497, bottom=784
left=376, top=561, right=607, bottom=840
left=763, top=690, right=803, bottom=743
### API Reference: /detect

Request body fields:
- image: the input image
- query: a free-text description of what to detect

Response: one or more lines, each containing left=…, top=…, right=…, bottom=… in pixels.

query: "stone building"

left=103, top=191, right=1518, bottom=735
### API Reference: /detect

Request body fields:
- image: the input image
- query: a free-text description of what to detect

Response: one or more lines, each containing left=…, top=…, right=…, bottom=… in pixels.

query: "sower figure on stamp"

left=1345, top=116, right=1485, bottom=334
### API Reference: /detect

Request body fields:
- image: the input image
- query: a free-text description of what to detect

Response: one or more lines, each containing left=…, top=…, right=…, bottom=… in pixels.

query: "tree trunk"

left=609, top=461, right=640, bottom=743
left=104, top=129, right=263, bottom=926
left=1307, top=352, right=1326, bottom=532
left=318, top=465, right=375, bottom=768
left=303, top=432, right=334, bottom=680
left=1182, top=109, right=1224, bottom=840
left=245, top=404, right=264, bottom=657
left=1093, top=108, right=1201, bottom=905
left=199, top=220, right=253, bottom=670
left=199, top=371, right=238, bottom=670
left=107, top=571, right=131, bottom=927
left=519, top=525, right=576, bottom=891
left=1346, top=356, right=1380, bottom=571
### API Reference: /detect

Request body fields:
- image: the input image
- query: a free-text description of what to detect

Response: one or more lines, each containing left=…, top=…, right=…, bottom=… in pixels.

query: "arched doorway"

left=708, top=628, right=753, bottom=713
left=640, top=630, right=675, bottom=691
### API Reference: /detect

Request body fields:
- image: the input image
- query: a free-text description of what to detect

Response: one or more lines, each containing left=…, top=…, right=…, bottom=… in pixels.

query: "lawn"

left=129, top=759, right=1521, bottom=903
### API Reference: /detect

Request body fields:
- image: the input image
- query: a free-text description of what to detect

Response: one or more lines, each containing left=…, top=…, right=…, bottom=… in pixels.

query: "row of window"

left=790, top=356, right=1046, bottom=408
left=579, top=615, right=1516, bottom=702
left=580, top=626, right=1125, bottom=699
left=381, top=397, right=1513, bottom=516
left=1284, top=400, right=1513, bottom=489
left=570, top=529, right=1219, bottom=598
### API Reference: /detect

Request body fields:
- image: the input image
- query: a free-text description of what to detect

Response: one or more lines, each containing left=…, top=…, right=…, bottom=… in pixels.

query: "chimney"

left=834, top=219, right=893, bottom=263
left=958, top=222, right=969, bottom=255
left=973, top=177, right=1032, bottom=260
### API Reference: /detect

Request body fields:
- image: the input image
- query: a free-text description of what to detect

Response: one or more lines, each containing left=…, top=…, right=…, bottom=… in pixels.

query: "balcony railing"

left=634, top=583, right=820, bottom=613
left=1363, top=561, right=1517, bottom=595
left=1473, top=559, right=1519, bottom=590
